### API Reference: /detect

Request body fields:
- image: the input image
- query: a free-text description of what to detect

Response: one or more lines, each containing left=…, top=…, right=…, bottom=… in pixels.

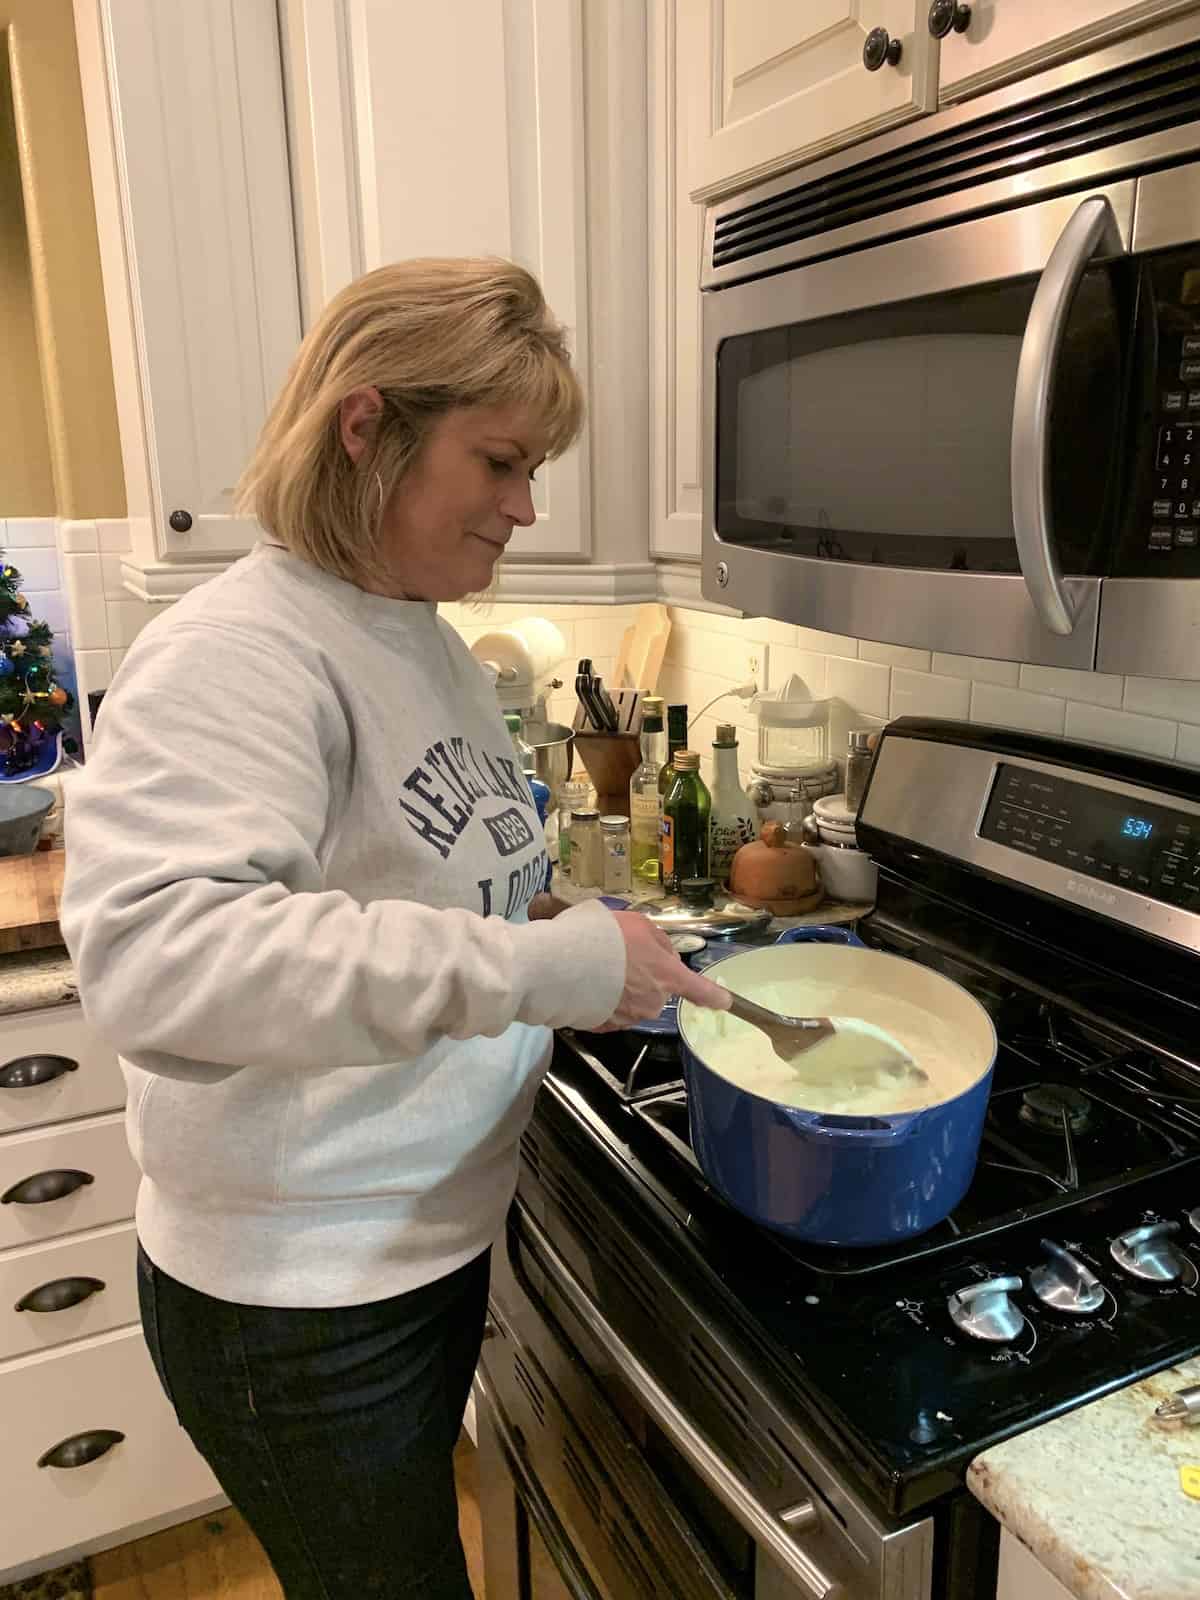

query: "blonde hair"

left=237, top=258, right=584, bottom=585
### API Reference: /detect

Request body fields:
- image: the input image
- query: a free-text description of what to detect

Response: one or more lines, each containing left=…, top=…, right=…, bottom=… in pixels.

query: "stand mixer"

left=470, top=618, right=575, bottom=804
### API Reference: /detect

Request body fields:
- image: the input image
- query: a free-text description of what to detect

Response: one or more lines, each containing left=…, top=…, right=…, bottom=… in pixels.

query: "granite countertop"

left=968, top=1355, right=1200, bottom=1600
left=0, top=945, right=78, bottom=1017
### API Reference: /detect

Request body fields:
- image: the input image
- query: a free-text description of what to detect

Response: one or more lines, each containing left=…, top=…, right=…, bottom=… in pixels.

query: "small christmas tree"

left=0, top=556, right=76, bottom=779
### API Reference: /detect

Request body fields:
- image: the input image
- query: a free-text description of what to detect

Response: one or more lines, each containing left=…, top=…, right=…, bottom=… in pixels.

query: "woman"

left=62, top=258, right=728, bottom=1599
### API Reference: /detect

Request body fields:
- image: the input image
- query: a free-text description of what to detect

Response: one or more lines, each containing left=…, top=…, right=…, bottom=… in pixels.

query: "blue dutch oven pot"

left=677, top=927, right=997, bottom=1246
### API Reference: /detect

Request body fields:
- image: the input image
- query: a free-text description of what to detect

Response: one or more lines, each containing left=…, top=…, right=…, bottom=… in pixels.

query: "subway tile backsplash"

left=441, top=601, right=1200, bottom=779
left=53, top=532, right=1200, bottom=772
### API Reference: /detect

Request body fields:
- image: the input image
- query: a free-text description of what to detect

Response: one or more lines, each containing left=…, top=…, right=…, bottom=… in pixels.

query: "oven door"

left=702, top=182, right=1138, bottom=668
left=479, top=1195, right=929, bottom=1600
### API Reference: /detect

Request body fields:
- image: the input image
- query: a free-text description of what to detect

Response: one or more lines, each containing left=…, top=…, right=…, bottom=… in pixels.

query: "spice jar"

left=600, top=815, right=632, bottom=895
left=570, top=809, right=603, bottom=889
left=557, top=778, right=591, bottom=877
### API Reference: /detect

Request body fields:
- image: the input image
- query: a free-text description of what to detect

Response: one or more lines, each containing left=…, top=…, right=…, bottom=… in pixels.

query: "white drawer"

left=0, top=1007, right=124, bottom=1135
left=0, top=1222, right=138, bottom=1361
left=0, top=1115, right=138, bottom=1252
left=0, top=1325, right=220, bottom=1579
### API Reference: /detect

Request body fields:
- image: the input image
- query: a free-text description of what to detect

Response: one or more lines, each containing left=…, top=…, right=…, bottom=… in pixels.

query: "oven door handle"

left=473, top=1366, right=607, bottom=1600
left=1011, top=193, right=1124, bottom=637
left=513, top=1201, right=839, bottom=1600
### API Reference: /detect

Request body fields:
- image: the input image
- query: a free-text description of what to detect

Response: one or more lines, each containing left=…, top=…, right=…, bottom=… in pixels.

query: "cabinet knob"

left=1, top=1169, right=94, bottom=1205
left=863, top=26, right=903, bottom=71
left=0, top=1053, right=78, bottom=1090
left=17, top=1276, right=106, bottom=1313
left=928, top=1, right=971, bottom=38
left=168, top=509, right=193, bottom=533
left=38, top=1429, right=125, bottom=1469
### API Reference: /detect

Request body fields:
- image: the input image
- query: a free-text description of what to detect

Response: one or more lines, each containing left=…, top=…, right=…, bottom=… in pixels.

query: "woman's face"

left=341, top=394, right=547, bottom=601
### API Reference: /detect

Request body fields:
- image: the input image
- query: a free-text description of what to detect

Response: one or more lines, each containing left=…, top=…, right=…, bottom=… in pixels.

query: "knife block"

left=573, top=732, right=642, bottom=817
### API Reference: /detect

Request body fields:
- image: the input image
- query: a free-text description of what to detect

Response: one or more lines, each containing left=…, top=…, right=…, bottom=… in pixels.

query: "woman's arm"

left=62, top=621, right=626, bottom=1073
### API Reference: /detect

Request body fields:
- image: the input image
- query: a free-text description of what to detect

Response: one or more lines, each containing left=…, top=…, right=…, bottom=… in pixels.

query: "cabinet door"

left=99, top=0, right=301, bottom=560
left=650, top=0, right=704, bottom=561
left=996, top=1529, right=1076, bottom=1600
left=939, top=0, right=1196, bottom=103
left=311, top=0, right=590, bottom=562
left=688, top=0, right=937, bottom=201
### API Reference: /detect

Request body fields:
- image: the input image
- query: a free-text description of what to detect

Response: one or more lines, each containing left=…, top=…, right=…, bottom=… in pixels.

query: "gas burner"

left=1020, top=1084, right=1093, bottom=1135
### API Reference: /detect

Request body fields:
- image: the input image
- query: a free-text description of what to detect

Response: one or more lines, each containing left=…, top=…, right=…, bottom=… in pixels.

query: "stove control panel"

left=980, top=763, right=1200, bottom=911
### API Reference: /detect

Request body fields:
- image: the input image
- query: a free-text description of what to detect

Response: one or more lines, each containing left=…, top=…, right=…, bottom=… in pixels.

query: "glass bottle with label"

left=629, top=696, right=667, bottom=884
left=709, top=724, right=757, bottom=886
left=657, top=704, right=689, bottom=882
left=661, top=750, right=711, bottom=895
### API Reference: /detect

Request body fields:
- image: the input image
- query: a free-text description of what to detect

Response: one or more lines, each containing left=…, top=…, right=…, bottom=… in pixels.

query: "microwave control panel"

left=1128, top=247, right=1200, bottom=574
left=980, top=763, right=1200, bottom=911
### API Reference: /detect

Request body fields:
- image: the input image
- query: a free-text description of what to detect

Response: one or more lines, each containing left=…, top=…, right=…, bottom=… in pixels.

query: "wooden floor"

left=86, top=1437, right=485, bottom=1599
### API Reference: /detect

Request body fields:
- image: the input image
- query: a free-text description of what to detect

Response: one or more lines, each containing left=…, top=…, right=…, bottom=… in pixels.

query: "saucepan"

left=677, top=929, right=996, bottom=1246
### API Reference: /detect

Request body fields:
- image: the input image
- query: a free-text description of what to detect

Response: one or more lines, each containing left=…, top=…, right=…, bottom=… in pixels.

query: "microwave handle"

left=513, top=1201, right=837, bottom=1599
left=1011, top=195, right=1125, bottom=636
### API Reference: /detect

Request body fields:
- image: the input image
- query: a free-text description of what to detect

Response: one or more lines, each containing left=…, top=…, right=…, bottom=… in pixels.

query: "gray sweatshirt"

left=61, top=544, right=626, bottom=1307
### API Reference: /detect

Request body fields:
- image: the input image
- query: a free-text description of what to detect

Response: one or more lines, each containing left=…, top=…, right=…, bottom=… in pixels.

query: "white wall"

left=58, top=519, right=155, bottom=737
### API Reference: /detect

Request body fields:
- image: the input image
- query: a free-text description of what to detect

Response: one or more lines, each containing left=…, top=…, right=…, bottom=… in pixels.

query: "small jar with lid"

left=570, top=809, right=603, bottom=889
left=600, top=815, right=632, bottom=894
left=557, top=778, right=592, bottom=877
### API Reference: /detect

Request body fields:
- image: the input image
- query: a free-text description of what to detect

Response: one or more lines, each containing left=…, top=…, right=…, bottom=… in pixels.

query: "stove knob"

left=948, top=1276, right=1025, bottom=1342
left=1030, top=1239, right=1104, bottom=1315
left=1110, top=1220, right=1185, bottom=1283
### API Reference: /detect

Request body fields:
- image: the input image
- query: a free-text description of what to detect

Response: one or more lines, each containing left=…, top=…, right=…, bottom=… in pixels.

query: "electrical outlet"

left=748, top=652, right=761, bottom=679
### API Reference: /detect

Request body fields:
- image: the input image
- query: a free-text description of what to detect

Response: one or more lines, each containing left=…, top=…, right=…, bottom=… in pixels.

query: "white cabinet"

left=938, top=0, right=1197, bottom=103
left=687, top=0, right=938, bottom=202
left=77, top=0, right=301, bottom=582
left=996, top=1529, right=1076, bottom=1600
left=282, top=0, right=592, bottom=565
left=650, top=0, right=705, bottom=562
left=0, top=1002, right=224, bottom=1584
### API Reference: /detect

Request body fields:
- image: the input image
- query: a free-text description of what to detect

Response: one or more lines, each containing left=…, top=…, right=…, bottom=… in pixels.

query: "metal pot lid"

left=634, top=890, right=772, bottom=937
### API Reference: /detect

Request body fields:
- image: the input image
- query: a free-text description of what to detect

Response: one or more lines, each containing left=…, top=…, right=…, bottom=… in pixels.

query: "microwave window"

left=715, top=271, right=1121, bottom=573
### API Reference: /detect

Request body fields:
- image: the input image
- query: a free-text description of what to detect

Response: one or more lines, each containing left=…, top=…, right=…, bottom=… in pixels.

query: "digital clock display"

left=1121, top=816, right=1154, bottom=840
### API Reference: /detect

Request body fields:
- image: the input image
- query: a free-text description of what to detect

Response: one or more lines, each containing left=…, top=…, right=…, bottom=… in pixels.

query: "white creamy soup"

left=685, top=975, right=979, bottom=1116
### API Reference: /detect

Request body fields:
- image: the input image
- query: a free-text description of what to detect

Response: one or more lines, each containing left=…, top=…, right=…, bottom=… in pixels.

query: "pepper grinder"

left=844, top=730, right=876, bottom=813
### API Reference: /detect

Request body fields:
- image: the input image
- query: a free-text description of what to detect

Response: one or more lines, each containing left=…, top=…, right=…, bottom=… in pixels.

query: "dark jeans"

left=137, top=1242, right=490, bottom=1599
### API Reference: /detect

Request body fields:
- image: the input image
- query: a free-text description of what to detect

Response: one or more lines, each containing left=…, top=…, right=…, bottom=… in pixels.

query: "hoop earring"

left=374, top=471, right=385, bottom=519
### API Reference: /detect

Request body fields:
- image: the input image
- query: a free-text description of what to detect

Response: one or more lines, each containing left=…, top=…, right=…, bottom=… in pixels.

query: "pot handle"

left=773, top=925, right=865, bottom=949
left=785, top=1111, right=917, bottom=1143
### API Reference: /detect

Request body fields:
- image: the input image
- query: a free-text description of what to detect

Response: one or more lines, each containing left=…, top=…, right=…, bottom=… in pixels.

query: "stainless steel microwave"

left=702, top=14, right=1200, bottom=680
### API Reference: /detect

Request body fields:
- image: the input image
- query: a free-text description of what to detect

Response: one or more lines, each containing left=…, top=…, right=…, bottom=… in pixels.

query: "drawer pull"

left=2, top=1169, right=94, bottom=1205
left=38, top=1429, right=125, bottom=1469
left=16, top=1276, right=107, bottom=1313
left=0, top=1054, right=79, bottom=1090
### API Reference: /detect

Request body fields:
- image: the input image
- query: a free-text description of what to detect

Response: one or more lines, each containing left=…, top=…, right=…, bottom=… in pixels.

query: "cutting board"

left=0, top=850, right=65, bottom=954
left=613, top=604, right=671, bottom=692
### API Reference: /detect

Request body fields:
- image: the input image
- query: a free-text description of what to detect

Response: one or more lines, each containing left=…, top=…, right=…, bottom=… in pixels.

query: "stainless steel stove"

left=476, top=719, right=1200, bottom=1600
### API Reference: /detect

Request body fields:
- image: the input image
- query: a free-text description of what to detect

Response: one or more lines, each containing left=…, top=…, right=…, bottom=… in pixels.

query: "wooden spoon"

left=725, top=993, right=928, bottom=1087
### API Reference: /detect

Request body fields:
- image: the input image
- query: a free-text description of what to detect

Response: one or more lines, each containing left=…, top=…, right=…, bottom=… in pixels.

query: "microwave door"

left=702, top=184, right=1135, bottom=667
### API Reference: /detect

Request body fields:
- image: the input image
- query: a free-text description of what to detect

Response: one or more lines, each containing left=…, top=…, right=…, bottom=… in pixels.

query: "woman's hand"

left=527, top=892, right=571, bottom=921
left=595, top=911, right=732, bottom=1030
